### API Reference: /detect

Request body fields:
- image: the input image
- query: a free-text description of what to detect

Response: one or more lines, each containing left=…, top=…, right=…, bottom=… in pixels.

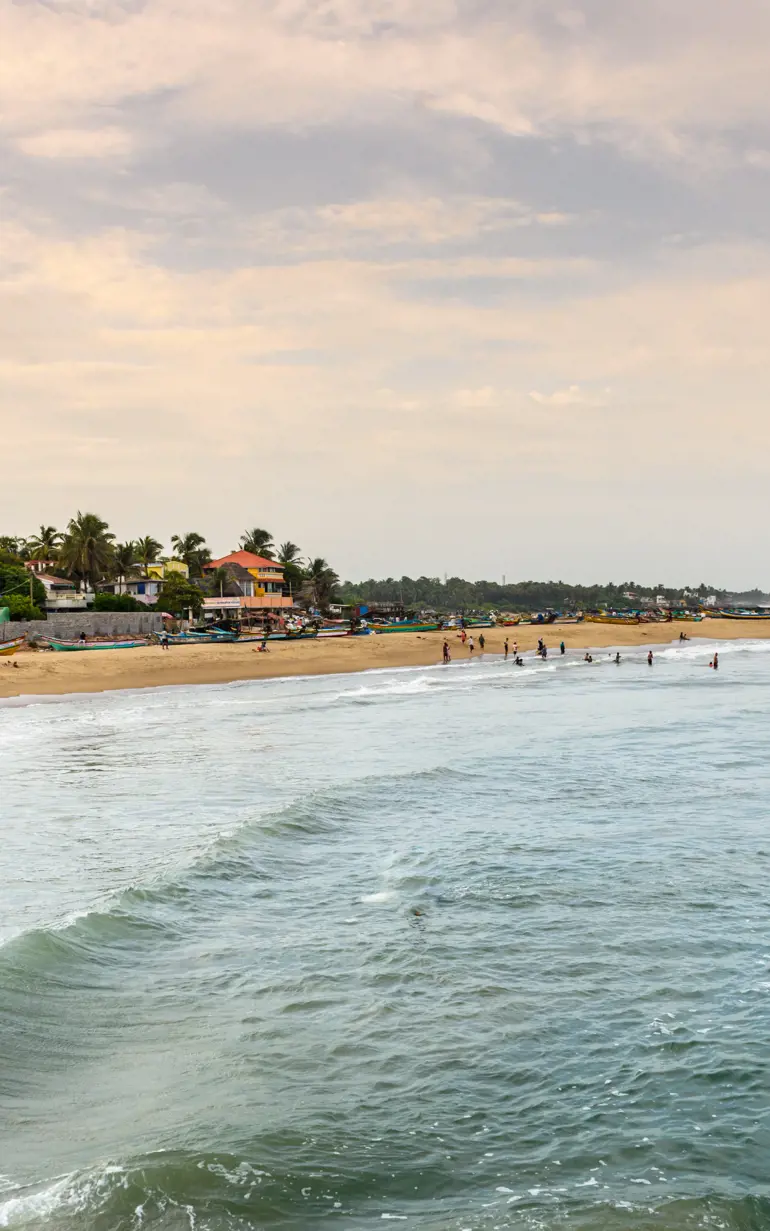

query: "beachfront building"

left=32, top=572, right=93, bottom=612
left=202, top=551, right=294, bottom=618
left=102, top=560, right=190, bottom=605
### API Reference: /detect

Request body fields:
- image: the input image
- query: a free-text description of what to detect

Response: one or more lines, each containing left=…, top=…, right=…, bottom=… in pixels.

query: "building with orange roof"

left=203, top=551, right=294, bottom=615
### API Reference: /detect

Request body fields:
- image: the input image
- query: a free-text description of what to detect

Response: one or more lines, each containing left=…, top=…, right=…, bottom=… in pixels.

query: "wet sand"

left=0, top=620, right=762, bottom=699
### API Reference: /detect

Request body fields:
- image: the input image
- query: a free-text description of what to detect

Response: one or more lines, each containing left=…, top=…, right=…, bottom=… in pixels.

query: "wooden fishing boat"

left=42, top=637, right=148, bottom=651
left=713, top=610, right=770, bottom=620
left=0, top=635, right=25, bottom=656
left=584, top=614, right=641, bottom=625
left=373, top=622, right=439, bottom=634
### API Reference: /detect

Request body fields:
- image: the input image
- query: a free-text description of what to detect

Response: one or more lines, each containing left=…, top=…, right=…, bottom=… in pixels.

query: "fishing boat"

left=42, top=637, right=148, bottom=651
left=373, top=622, right=439, bottom=634
left=0, top=635, right=25, bottom=656
left=712, top=610, right=770, bottom=620
left=584, top=614, right=641, bottom=626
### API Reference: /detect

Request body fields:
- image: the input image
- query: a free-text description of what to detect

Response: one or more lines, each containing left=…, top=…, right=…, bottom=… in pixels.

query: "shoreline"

left=0, top=620, right=763, bottom=700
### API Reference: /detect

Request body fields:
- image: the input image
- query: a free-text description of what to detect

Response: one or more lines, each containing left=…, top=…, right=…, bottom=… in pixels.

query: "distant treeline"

left=339, top=577, right=735, bottom=612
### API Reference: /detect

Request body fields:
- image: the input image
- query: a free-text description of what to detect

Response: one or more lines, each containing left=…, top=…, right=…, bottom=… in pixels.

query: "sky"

left=2, top=0, right=770, bottom=587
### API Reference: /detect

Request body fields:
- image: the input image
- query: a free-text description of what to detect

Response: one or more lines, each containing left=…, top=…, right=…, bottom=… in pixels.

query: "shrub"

left=3, top=595, right=45, bottom=621
left=93, top=593, right=144, bottom=612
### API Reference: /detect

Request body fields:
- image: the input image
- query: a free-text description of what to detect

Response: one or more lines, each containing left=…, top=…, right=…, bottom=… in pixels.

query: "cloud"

left=14, top=126, right=134, bottom=160
left=2, top=0, right=770, bottom=166
left=529, top=385, right=609, bottom=407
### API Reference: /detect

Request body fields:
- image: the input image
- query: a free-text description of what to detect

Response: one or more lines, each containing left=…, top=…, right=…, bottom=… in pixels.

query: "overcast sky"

left=2, top=0, right=770, bottom=586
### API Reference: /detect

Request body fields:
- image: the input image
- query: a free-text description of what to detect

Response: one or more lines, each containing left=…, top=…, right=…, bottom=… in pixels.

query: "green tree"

left=157, top=571, right=203, bottom=618
left=112, top=541, right=137, bottom=593
left=3, top=594, right=44, bottom=621
left=170, top=532, right=211, bottom=576
left=59, top=512, right=115, bottom=591
left=93, top=593, right=143, bottom=612
left=0, top=536, right=23, bottom=556
left=306, top=557, right=339, bottom=613
left=240, top=528, right=274, bottom=558
left=135, top=536, right=164, bottom=575
left=25, top=525, right=63, bottom=560
left=0, top=558, right=46, bottom=614
left=277, top=540, right=301, bottom=564
left=206, top=566, right=235, bottom=597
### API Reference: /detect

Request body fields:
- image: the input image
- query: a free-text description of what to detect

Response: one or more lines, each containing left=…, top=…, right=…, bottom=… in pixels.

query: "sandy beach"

left=0, top=619, right=765, bottom=699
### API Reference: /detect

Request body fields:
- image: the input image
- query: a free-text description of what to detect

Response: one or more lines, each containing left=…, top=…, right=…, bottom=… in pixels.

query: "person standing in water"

left=648, top=650, right=654, bottom=666
left=560, top=641, right=565, bottom=655
left=713, top=651, right=719, bottom=670
left=504, top=638, right=509, bottom=659
left=442, top=640, right=451, bottom=664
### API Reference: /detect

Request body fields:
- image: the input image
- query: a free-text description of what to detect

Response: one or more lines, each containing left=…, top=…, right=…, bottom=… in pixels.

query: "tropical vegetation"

left=338, top=576, right=733, bottom=612
left=6, top=512, right=759, bottom=625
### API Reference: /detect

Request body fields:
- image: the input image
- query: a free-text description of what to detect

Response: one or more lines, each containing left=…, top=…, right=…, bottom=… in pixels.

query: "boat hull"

left=373, top=623, right=439, bottom=634
left=43, top=638, right=147, bottom=651
left=0, top=635, right=25, bottom=656
left=584, top=615, right=641, bottom=625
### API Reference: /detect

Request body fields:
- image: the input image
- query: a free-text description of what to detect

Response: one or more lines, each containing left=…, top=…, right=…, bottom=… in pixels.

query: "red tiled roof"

left=206, top=552, right=284, bottom=571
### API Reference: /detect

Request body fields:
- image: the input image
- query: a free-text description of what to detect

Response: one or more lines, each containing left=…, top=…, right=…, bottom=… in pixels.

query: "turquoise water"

left=2, top=638, right=770, bottom=1230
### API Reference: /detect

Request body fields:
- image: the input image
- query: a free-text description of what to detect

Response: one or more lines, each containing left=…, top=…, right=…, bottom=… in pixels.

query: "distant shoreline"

left=0, top=619, right=764, bottom=701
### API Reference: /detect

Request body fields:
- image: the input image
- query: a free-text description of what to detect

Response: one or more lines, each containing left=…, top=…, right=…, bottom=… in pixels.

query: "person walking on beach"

left=161, top=631, right=169, bottom=650
left=560, top=641, right=565, bottom=655
left=479, top=633, right=485, bottom=652
left=442, top=640, right=451, bottom=664
left=460, top=629, right=467, bottom=645
left=468, top=636, right=474, bottom=655
left=504, top=638, right=509, bottom=659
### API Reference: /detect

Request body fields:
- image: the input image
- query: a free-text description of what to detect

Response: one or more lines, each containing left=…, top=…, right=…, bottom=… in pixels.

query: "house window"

left=138, top=583, right=145, bottom=594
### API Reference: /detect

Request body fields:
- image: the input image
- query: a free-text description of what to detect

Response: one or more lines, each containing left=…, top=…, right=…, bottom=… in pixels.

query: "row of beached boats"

left=2, top=607, right=769, bottom=655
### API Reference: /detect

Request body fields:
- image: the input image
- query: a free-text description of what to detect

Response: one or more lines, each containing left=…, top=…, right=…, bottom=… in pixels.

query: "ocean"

left=2, top=638, right=770, bottom=1230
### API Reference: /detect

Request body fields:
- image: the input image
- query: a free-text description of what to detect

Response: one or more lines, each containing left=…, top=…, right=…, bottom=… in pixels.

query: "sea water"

left=2, top=638, right=770, bottom=1230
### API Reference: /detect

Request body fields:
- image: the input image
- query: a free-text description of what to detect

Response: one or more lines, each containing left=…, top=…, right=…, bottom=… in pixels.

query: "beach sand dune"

left=0, top=620, right=760, bottom=699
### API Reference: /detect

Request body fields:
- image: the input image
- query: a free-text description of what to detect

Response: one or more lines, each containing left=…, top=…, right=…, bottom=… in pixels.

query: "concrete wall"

left=0, top=611, right=164, bottom=642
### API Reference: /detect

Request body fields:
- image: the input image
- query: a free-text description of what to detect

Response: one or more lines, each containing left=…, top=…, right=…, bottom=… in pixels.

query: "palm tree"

left=0, top=536, right=23, bottom=558
left=306, top=557, right=339, bottom=613
left=25, top=525, right=62, bottom=560
left=277, top=540, right=302, bottom=564
left=135, top=535, right=163, bottom=576
left=207, top=566, right=234, bottom=597
left=112, top=541, right=137, bottom=594
left=171, top=532, right=211, bottom=577
left=240, top=528, right=274, bottom=558
left=59, top=512, right=115, bottom=591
